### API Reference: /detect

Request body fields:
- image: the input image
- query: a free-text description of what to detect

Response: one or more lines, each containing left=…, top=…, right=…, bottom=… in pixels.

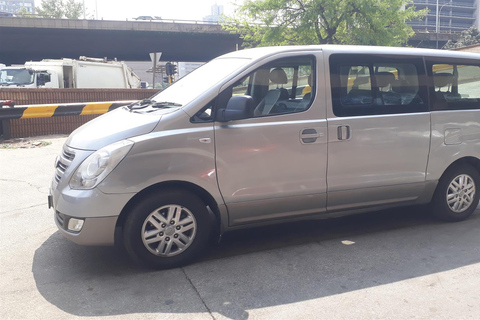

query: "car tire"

left=123, top=188, right=212, bottom=269
left=431, top=164, right=480, bottom=222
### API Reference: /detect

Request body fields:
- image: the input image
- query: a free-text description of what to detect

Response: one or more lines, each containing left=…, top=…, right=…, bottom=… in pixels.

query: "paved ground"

left=1, top=135, right=480, bottom=320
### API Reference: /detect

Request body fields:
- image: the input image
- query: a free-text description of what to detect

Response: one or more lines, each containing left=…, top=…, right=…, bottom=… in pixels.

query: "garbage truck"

left=0, top=57, right=141, bottom=89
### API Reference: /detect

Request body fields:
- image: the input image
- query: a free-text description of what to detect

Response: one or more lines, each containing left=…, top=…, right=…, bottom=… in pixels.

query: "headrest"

left=434, top=73, right=453, bottom=88
left=353, top=76, right=370, bottom=87
left=269, top=68, right=288, bottom=85
left=253, top=69, right=270, bottom=85
left=375, top=72, right=395, bottom=88
left=308, top=74, right=313, bottom=87
left=392, top=79, right=415, bottom=94
left=278, top=87, right=289, bottom=100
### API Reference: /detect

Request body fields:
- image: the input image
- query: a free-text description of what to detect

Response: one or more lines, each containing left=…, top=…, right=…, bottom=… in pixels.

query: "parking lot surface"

left=1, top=136, right=480, bottom=319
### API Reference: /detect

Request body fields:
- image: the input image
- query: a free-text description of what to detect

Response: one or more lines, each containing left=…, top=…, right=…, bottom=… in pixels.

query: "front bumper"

left=53, top=210, right=118, bottom=246
left=49, top=144, right=136, bottom=246
left=50, top=180, right=135, bottom=246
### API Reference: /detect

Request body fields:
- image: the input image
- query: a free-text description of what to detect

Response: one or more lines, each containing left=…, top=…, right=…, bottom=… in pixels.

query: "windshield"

left=0, top=68, right=35, bottom=86
left=150, top=57, right=251, bottom=106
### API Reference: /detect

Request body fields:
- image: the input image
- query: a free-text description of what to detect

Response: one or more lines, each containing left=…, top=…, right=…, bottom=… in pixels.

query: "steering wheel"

left=270, top=102, right=288, bottom=114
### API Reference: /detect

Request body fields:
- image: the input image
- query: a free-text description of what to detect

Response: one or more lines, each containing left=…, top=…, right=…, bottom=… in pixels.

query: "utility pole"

left=153, top=53, right=157, bottom=87
left=149, top=52, right=162, bottom=88
left=436, top=1, right=449, bottom=49
left=146, top=65, right=166, bottom=88
left=436, top=0, right=439, bottom=49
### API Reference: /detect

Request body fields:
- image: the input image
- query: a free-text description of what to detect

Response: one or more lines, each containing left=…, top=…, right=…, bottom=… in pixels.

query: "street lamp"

left=436, top=1, right=449, bottom=48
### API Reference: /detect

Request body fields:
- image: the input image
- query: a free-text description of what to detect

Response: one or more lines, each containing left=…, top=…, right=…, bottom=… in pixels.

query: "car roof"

left=218, top=45, right=480, bottom=61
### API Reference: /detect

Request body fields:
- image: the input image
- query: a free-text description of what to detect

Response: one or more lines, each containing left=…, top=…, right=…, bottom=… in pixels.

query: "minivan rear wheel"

left=431, top=164, right=480, bottom=222
left=123, top=189, right=212, bottom=269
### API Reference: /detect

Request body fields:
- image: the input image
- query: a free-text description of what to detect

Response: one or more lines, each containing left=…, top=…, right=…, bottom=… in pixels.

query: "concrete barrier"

left=0, top=101, right=136, bottom=140
left=0, top=101, right=136, bottom=120
left=0, top=88, right=159, bottom=140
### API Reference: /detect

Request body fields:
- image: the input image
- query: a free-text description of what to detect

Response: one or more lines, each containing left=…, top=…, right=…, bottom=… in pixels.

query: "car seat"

left=254, top=68, right=289, bottom=116
left=375, top=72, right=401, bottom=105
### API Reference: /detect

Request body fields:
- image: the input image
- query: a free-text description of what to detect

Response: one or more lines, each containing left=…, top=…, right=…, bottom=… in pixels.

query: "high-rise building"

left=408, top=0, right=480, bottom=33
left=203, top=4, right=224, bottom=23
left=0, top=0, right=35, bottom=14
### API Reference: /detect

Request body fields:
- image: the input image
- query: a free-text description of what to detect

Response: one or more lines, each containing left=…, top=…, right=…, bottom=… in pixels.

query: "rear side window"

left=430, top=63, right=480, bottom=110
left=330, top=54, right=427, bottom=117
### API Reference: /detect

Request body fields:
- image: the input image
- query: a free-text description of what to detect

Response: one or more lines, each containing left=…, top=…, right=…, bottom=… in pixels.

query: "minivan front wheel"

left=123, top=189, right=212, bottom=269
left=432, top=164, right=480, bottom=222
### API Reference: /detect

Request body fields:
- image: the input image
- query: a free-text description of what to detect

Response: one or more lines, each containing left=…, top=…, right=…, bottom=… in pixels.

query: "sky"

left=81, top=0, right=238, bottom=21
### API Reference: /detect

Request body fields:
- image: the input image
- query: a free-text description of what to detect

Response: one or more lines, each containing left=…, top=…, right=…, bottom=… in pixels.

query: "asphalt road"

left=1, top=136, right=480, bottom=319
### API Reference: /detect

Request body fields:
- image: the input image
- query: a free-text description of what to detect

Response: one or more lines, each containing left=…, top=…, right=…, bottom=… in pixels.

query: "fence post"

left=1, top=119, right=11, bottom=140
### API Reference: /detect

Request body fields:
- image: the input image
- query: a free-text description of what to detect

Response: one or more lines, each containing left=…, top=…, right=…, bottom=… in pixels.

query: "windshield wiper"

left=151, top=101, right=182, bottom=108
left=128, top=99, right=182, bottom=111
left=127, top=99, right=155, bottom=110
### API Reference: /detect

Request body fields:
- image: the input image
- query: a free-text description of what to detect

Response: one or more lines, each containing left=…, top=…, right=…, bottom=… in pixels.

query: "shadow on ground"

left=32, top=206, right=480, bottom=318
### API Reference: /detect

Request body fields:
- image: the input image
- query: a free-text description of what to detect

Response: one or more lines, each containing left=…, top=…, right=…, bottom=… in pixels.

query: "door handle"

left=337, top=125, right=351, bottom=141
left=300, top=128, right=324, bottom=144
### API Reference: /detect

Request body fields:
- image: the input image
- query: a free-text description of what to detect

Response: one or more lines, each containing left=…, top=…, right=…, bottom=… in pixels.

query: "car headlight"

left=69, top=140, right=134, bottom=190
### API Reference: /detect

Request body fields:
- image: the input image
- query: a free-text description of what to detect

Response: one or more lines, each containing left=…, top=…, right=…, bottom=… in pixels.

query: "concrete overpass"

left=0, top=17, right=242, bottom=65
left=0, top=17, right=461, bottom=65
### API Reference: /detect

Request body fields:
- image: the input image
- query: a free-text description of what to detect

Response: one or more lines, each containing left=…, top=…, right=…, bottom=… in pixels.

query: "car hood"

left=66, top=107, right=178, bottom=151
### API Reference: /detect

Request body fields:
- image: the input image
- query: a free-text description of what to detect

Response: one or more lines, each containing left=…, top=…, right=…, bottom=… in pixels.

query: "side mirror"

left=37, top=74, right=46, bottom=86
left=37, top=73, right=51, bottom=86
left=217, top=95, right=254, bottom=122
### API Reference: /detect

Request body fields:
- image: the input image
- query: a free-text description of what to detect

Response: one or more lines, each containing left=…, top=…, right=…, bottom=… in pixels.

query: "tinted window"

left=340, top=65, right=373, bottom=106
left=330, top=54, right=427, bottom=117
left=430, top=63, right=480, bottom=110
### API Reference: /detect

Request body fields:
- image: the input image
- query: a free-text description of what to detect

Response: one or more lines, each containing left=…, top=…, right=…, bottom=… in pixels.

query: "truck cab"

left=0, top=67, right=59, bottom=88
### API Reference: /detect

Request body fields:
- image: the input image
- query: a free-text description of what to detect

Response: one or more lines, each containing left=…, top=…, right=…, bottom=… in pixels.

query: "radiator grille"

left=54, top=146, right=76, bottom=185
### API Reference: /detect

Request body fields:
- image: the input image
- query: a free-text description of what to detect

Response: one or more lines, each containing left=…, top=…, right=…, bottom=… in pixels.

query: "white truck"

left=0, top=57, right=141, bottom=89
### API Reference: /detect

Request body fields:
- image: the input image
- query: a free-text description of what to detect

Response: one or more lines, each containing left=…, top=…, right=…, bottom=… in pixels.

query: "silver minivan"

left=49, top=45, right=480, bottom=268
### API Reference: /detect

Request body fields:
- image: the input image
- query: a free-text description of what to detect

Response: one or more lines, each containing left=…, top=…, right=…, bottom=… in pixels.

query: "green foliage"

left=36, top=0, right=83, bottom=19
left=444, top=27, right=480, bottom=49
left=64, top=0, right=83, bottom=19
left=224, top=0, right=426, bottom=47
left=16, top=7, right=35, bottom=17
left=36, top=0, right=64, bottom=18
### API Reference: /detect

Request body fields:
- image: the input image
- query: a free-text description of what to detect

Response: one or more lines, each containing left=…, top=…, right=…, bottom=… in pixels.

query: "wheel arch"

left=440, top=157, right=480, bottom=181
left=431, top=156, right=480, bottom=221
left=115, top=181, right=222, bottom=244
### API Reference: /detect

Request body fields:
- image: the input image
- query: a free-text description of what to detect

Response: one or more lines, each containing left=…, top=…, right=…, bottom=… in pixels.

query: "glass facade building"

left=408, top=0, right=480, bottom=33
left=0, top=0, right=35, bottom=14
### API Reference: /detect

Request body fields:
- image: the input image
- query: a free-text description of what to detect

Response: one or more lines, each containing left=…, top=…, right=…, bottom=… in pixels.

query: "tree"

left=444, top=27, right=480, bottom=49
left=224, top=0, right=426, bottom=47
left=36, top=0, right=83, bottom=19
left=63, top=0, right=83, bottom=19
left=17, top=7, right=35, bottom=17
